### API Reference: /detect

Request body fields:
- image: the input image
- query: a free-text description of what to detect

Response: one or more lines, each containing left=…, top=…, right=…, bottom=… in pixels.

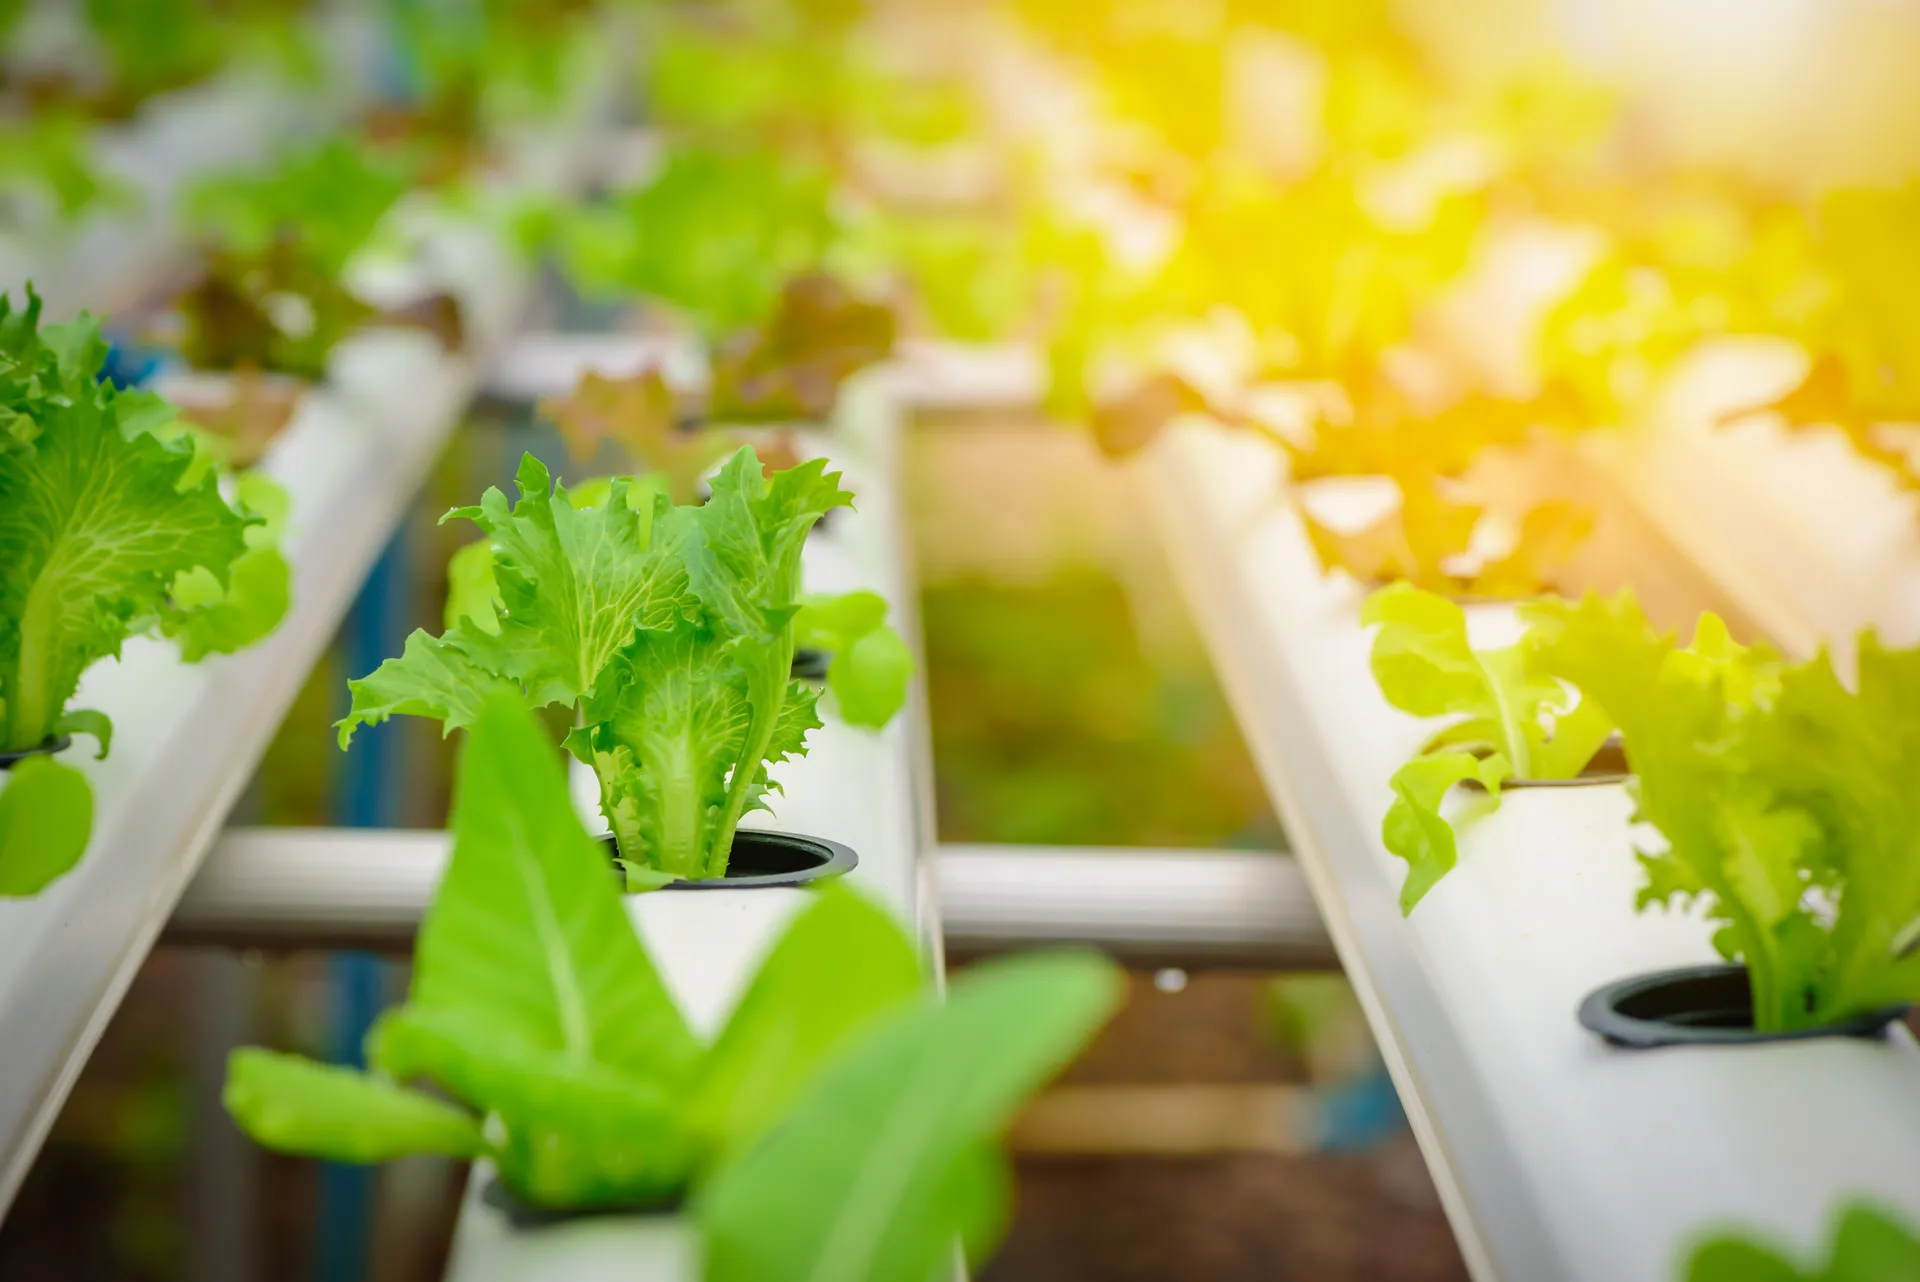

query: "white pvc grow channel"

left=0, top=62, right=621, bottom=1215
left=1587, top=338, right=1920, bottom=664
left=1143, top=418, right=1920, bottom=1282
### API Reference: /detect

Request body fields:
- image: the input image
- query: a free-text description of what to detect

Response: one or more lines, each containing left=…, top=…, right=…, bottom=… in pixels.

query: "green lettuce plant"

left=793, top=589, right=914, bottom=731
left=227, top=693, right=1121, bottom=1272
left=0, top=286, right=289, bottom=893
left=340, top=446, right=911, bottom=881
left=555, top=142, right=837, bottom=337
left=179, top=136, right=417, bottom=376
left=1362, top=582, right=1614, bottom=911
left=0, top=754, right=93, bottom=897
left=1531, top=592, right=1920, bottom=1032
left=1683, top=1200, right=1920, bottom=1282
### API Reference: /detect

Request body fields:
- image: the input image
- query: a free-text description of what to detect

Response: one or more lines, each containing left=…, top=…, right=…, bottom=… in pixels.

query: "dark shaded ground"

left=987, top=1144, right=1468, bottom=1282
left=980, top=970, right=1470, bottom=1282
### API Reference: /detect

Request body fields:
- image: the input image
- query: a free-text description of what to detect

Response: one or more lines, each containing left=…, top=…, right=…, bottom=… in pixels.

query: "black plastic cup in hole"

left=1578, top=964, right=1912, bottom=1049
left=1507, top=735, right=1630, bottom=788
left=0, top=735, right=71, bottom=771
left=790, top=647, right=830, bottom=681
left=602, top=828, right=856, bottom=891
left=1450, top=734, right=1630, bottom=791
left=481, top=1174, right=683, bottom=1229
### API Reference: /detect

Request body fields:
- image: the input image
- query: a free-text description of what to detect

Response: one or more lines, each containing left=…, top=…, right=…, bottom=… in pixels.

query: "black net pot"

left=602, top=828, right=857, bottom=891
left=0, top=735, right=72, bottom=771
left=1578, top=963, right=1911, bottom=1049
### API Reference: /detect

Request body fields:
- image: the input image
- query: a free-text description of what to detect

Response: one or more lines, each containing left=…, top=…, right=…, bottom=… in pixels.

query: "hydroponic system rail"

left=1144, top=419, right=1920, bottom=1282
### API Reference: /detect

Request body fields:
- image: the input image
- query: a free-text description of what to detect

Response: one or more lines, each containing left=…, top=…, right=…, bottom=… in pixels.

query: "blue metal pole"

left=315, top=522, right=412, bottom=1282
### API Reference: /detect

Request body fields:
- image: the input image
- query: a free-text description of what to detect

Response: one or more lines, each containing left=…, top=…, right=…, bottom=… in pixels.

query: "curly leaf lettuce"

left=1523, top=592, right=1850, bottom=1031
left=160, top=471, right=292, bottom=663
left=0, top=303, right=257, bottom=755
left=1745, top=637, right=1920, bottom=1020
left=674, top=448, right=851, bottom=862
left=344, top=447, right=884, bottom=879
left=1362, top=582, right=1612, bottom=911
left=794, top=589, right=914, bottom=730
left=340, top=457, right=694, bottom=748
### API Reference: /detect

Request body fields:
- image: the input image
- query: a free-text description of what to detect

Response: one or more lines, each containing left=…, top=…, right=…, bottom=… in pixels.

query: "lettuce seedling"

left=179, top=136, right=416, bottom=376
left=1362, top=582, right=1614, bottom=911
left=1522, top=592, right=1920, bottom=1032
left=0, top=287, right=288, bottom=894
left=1684, top=1200, right=1920, bottom=1282
left=228, top=694, right=1120, bottom=1236
left=0, top=288, right=286, bottom=757
left=341, top=447, right=910, bottom=880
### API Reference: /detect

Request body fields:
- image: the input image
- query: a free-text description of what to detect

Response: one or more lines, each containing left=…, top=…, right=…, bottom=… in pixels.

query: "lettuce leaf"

left=1729, top=186, right=1920, bottom=484
left=708, top=274, right=896, bottom=424
left=573, top=619, right=760, bottom=880
left=1525, top=592, right=1833, bottom=1030
left=223, top=1048, right=483, bottom=1165
left=0, top=753, right=93, bottom=897
left=1684, top=1200, right=1920, bottom=1282
left=697, top=952, right=1123, bottom=1282
left=442, top=537, right=501, bottom=635
left=681, top=449, right=851, bottom=868
left=159, top=471, right=292, bottom=662
left=1745, top=637, right=1920, bottom=1018
left=340, top=457, right=695, bottom=746
left=1362, top=582, right=1611, bottom=911
left=343, top=446, right=894, bottom=879
left=1, top=299, right=258, bottom=754
left=794, top=589, right=913, bottom=730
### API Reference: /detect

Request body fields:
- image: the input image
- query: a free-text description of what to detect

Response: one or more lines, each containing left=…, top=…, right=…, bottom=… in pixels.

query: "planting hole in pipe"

left=1504, top=734, right=1629, bottom=788
left=0, top=735, right=72, bottom=770
left=480, top=1173, right=684, bottom=1228
left=1453, top=734, right=1629, bottom=790
left=603, top=828, right=857, bottom=891
left=1578, top=964, right=1911, bottom=1048
left=791, top=646, right=831, bottom=681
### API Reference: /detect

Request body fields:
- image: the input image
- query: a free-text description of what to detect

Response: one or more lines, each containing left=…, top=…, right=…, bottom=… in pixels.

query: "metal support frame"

left=171, top=831, right=1334, bottom=969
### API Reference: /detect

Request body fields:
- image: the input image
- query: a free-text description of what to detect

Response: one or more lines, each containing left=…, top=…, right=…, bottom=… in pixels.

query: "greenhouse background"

left=2, top=0, right=1919, bottom=1280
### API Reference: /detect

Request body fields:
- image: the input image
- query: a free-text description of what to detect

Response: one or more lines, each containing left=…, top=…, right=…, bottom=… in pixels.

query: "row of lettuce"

left=14, top=0, right=1920, bottom=581
left=479, top=0, right=1918, bottom=600
left=1366, top=583, right=1920, bottom=1037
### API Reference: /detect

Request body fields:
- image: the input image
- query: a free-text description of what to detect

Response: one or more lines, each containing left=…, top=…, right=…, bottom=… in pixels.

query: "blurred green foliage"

left=923, top=569, right=1282, bottom=849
